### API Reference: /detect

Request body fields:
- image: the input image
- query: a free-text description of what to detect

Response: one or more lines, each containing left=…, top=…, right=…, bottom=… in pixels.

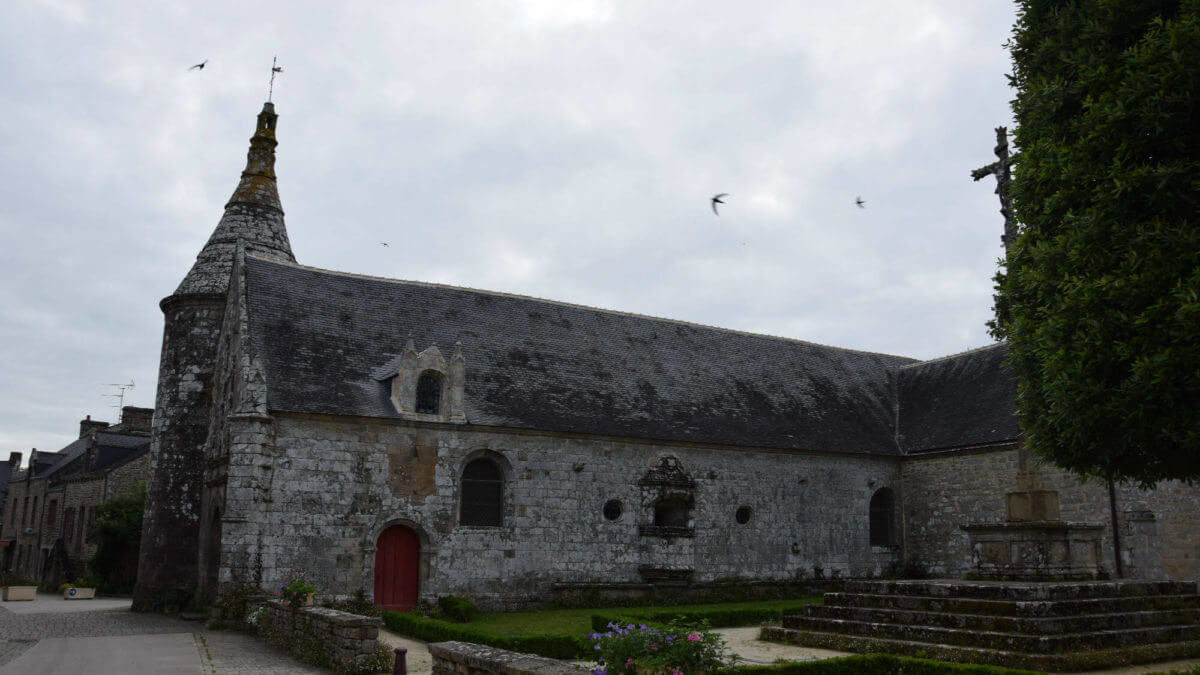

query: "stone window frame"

left=415, top=372, right=442, bottom=414
left=388, top=339, right=467, bottom=424
left=455, top=450, right=512, bottom=529
left=869, top=487, right=897, bottom=548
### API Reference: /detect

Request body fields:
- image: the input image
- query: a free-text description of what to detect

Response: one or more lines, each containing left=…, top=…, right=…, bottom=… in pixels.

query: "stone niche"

left=962, top=490, right=1105, bottom=581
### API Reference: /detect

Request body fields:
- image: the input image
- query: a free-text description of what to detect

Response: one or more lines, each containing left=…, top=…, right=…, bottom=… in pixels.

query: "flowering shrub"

left=589, top=620, right=729, bottom=674
left=275, top=572, right=316, bottom=607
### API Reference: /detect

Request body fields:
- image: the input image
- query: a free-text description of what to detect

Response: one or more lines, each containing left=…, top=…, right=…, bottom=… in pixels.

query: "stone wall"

left=901, top=446, right=1200, bottom=580
left=60, top=474, right=104, bottom=561
left=258, top=600, right=382, bottom=672
left=105, top=453, right=149, bottom=502
left=429, top=641, right=580, bottom=674
left=133, top=294, right=225, bottom=610
left=1, top=476, right=45, bottom=578
left=218, top=413, right=901, bottom=608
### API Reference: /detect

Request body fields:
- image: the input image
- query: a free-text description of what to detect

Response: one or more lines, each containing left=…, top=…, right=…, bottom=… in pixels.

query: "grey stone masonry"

left=134, top=102, right=296, bottom=612
left=175, top=102, right=295, bottom=297
left=429, top=641, right=582, bottom=674
left=259, top=600, right=382, bottom=672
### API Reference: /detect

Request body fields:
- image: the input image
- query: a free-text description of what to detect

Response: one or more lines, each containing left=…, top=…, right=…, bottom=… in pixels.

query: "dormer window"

left=385, top=339, right=468, bottom=424
left=415, top=373, right=441, bottom=414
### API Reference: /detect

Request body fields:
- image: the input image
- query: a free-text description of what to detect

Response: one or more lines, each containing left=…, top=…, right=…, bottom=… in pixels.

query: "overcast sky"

left=0, top=1, right=1018, bottom=458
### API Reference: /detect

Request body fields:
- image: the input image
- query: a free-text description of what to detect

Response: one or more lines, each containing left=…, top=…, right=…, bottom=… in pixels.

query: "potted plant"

left=2, top=574, right=39, bottom=602
left=275, top=571, right=316, bottom=608
left=60, top=575, right=98, bottom=600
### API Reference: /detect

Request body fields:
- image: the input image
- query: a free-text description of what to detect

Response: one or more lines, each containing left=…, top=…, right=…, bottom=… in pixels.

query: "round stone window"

left=735, top=506, right=752, bottom=524
left=603, top=499, right=623, bottom=521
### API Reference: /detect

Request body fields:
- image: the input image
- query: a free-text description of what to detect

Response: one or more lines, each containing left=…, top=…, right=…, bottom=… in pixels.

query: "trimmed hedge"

left=382, top=611, right=590, bottom=660
left=591, top=602, right=816, bottom=632
left=715, top=654, right=1041, bottom=674
left=437, top=596, right=479, bottom=623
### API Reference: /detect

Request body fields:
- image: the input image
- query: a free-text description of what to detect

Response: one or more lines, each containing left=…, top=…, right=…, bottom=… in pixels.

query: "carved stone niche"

left=639, top=456, right=697, bottom=539
left=388, top=338, right=467, bottom=424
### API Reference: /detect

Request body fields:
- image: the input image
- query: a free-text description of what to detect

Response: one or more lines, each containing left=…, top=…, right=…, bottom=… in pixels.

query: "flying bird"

left=189, top=60, right=208, bottom=71
left=711, top=193, right=728, bottom=215
left=855, top=196, right=866, bottom=208
left=380, top=242, right=389, bottom=247
left=273, top=64, right=284, bottom=74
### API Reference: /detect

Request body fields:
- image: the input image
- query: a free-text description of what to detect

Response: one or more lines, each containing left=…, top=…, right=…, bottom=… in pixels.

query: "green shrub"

left=438, top=595, right=480, bottom=622
left=89, top=481, right=145, bottom=594
left=382, top=611, right=590, bottom=660
left=714, top=654, right=1040, bottom=674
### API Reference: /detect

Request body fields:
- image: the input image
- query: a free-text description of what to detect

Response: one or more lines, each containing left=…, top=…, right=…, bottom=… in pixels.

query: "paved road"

left=0, top=593, right=325, bottom=674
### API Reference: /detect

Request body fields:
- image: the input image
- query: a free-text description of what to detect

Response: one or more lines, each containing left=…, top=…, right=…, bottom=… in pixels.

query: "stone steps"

left=841, top=579, right=1197, bottom=601
left=783, top=614, right=1200, bottom=652
left=763, top=579, right=1200, bottom=670
left=794, top=604, right=1200, bottom=634
left=761, top=625, right=1200, bottom=673
left=821, top=591, right=1200, bottom=617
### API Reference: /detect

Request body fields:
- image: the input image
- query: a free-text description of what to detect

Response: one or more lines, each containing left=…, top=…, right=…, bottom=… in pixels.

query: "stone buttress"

left=133, top=103, right=296, bottom=610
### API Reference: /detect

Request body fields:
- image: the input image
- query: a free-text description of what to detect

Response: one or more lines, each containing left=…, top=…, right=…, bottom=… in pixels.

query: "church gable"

left=241, top=256, right=917, bottom=454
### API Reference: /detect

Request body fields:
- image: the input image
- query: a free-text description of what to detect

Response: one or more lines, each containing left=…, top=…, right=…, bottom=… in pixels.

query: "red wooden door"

left=374, top=525, right=420, bottom=610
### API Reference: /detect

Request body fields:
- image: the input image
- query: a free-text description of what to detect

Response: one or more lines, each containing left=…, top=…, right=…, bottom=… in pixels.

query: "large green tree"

left=90, top=481, right=146, bottom=593
left=992, top=0, right=1200, bottom=487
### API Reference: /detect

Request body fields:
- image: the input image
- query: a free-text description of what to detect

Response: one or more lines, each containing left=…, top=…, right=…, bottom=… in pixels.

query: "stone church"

left=132, top=103, right=1200, bottom=612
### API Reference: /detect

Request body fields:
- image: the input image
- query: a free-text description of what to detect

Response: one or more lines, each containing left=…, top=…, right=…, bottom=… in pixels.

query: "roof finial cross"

left=971, top=126, right=1019, bottom=255
left=268, top=56, right=283, bottom=102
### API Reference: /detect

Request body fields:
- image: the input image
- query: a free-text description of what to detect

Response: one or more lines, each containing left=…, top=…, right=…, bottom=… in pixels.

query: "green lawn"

left=466, top=597, right=822, bottom=636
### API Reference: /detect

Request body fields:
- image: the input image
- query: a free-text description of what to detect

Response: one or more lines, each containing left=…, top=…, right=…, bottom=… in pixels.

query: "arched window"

left=869, top=487, right=896, bottom=547
left=415, top=373, right=441, bottom=414
left=653, top=495, right=691, bottom=528
left=460, top=458, right=503, bottom=526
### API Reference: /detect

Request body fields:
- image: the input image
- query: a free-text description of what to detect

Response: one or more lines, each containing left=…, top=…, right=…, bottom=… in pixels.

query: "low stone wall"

left=260, top=600, right=382, bottom=672
left=430, top=641, right=582, bottom=674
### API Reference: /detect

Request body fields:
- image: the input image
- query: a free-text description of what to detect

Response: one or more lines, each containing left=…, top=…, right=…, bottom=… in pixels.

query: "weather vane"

left=268, top=56, right=283, bottom=102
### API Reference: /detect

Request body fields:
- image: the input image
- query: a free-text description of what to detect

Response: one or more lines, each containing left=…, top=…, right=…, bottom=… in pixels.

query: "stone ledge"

left=429, top=641, right=582, bottom=674
left=266, top=600, right=382, bottom=627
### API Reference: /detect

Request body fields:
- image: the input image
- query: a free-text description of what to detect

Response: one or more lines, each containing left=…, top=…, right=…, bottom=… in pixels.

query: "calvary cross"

left=972, top=126, right=1018, bottom=253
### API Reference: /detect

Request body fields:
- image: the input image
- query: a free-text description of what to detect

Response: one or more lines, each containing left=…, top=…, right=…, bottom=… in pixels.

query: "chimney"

left=7, top=451, right=20, bottom=468
left=120, top=406, right=153, bottom=433
left=80, top=415, right=110, bottom=438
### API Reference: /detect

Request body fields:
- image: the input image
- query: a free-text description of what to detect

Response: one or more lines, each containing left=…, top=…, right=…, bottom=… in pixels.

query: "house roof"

left=897, top=342, right=1020, bottom=453
left=242, top=256, right=1020, bottom=456
left=244, top=256, right=921, bottom=454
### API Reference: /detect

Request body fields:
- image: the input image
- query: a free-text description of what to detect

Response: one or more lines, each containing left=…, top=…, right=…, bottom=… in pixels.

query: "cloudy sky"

left=1, top=1, right=1018, bottom=457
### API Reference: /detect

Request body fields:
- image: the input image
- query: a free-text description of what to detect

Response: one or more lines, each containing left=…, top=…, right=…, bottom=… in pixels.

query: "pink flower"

left=686, top=632, right=701, bottom=642
left=672, top=669, right=683, bottom=675
left=650, top=643, right=657, bottom=650
left=625, top=658, right=633, bottom=667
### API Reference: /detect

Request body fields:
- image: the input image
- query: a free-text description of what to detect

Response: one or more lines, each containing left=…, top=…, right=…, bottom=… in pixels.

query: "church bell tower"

left=133, top=102, right=296, bottom=610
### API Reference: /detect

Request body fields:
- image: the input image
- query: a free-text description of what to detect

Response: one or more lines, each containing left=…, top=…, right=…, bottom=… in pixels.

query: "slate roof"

left=244, top=256, right=923, bottom=454
left=897, top=343, right=1020, bottom=453
left=243, top=256, right=1020, bottom=456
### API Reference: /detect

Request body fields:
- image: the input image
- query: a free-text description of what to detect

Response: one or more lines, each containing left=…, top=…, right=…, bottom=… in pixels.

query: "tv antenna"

left=103, top=381, right=135, bottom=419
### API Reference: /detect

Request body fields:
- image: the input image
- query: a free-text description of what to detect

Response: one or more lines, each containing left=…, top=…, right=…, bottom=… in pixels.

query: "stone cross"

left=971, top=126, right=1018, bottom=254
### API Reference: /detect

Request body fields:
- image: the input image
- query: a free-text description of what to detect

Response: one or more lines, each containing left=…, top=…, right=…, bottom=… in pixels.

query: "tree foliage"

left=992, top=0, right=1200, bottom=486
left=89, top=481, right=146, bottom=593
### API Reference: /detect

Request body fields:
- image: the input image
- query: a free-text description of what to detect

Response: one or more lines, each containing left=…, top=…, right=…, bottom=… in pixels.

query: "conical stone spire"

left=174, top=102, right=296, bottom=297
